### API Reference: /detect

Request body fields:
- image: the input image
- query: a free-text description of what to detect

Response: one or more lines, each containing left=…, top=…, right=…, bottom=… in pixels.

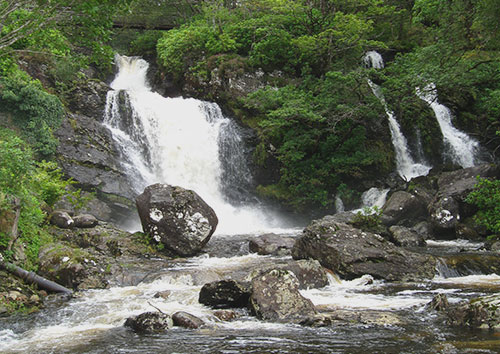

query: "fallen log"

left=0, top=259, right=73, bottom=295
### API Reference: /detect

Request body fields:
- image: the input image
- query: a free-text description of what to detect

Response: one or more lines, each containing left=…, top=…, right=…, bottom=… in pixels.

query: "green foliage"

left=0, top=67, right=64, bottom=158
left=352, top=206, right=382, bottom=230
left=466, top=177, right=500, bottom=236
left=0, top=129, right=77, bottom=269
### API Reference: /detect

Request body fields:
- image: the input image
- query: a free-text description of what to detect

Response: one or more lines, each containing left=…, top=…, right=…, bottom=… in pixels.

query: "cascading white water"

left=416, top=84, right=480, bottom=168
left=104, top=55, right=287, bottom=234
left=364, top=52, right=431, bottom=181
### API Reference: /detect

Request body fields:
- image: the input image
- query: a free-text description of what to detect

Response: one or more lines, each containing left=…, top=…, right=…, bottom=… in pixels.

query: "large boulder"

left=124, top=312, right=173, bottom=333
left=428, top=164, right=499, bottom=238
left=136, top=184, right=218, bottom=256
left=172, top=311, right=204, bottom=329
left=292, top=217, right=436, bottom=281
left=198, top=280, right=251, bottom=308
left=381, top=191, right=427, bottom=226
left=388, top=226, right=425, bottom=247
left=249, top=269, right=316, bottom=323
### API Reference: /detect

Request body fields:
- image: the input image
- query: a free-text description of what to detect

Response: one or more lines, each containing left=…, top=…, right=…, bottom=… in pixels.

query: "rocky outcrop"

left=292, top=217, right=436, bottom=281
left=249, top=269, right=316, bottom=323
left=448, top=294, right=500, bottom=330
left=381, top=191, right=427, bottom=226
left=136, top=184, right=218, bottom=256
left=172, top=311, right=204, bottom=329
left=249, top=233, right=295, bottom=256
left=124, top=311, right=173, bottom=333
left=198, top=280, right=251, bottom=308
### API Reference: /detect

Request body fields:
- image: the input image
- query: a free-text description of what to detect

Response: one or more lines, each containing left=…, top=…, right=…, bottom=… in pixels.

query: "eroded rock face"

left=249, top=269, right=316, bottom=323
left=198, top=280, right=251, bottom=308
left=136, top=184, right=218, bottom=256
left=124, top=312, right=173, bottom=333
left=292, top=217, right=436, bottom=281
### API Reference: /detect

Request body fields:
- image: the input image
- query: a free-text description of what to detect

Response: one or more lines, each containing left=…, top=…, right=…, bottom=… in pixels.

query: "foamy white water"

left=104, top=55, right=289, bottom=235
left=417, top=84, right=480, bottom=168
left=364, top=52, right=431, bottom=180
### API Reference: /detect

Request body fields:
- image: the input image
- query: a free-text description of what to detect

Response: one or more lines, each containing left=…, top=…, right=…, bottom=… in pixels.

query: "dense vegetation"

left=154, top=0, right=500, bottom=211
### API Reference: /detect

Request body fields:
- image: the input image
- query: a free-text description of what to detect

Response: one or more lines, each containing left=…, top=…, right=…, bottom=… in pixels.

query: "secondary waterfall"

left=364, top=52, right=431, bottom=180
left=104, top=55, right=286, bottom=234
left=417, top=83, right=480, bottom=168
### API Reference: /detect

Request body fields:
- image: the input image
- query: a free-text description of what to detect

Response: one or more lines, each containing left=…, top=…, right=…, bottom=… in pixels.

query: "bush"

left=466, top=177, right=500, bottom=237
left=0, top=68, right=64, bottom=158
left=0, top=129, right=75, bottom=269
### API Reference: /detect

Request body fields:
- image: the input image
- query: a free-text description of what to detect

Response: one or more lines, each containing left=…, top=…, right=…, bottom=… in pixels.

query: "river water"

left=1, top=56, right=499, bottom=353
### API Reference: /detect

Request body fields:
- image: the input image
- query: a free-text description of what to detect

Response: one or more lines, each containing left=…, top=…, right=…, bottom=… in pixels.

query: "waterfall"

left=364, top=52, right=431, bottom=180
left=416, top=84, right=480, bottom=168
left=104, top=55, right=286, bottom=234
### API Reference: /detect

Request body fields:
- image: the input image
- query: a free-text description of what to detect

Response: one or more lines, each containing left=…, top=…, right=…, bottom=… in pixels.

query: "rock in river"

left=124, top=312, right=173, bottom=333
left=292, top=217, right=436, bottom=281
left=249, top=269, right=316, bottom=323
left=136, top=184, right=218, bottom=256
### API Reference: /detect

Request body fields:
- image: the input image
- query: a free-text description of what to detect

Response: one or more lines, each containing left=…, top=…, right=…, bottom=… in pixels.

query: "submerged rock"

left=172, top=311, right=204, bottom=329
left=124, top=311, right=173, bottom=333
left=249, top=269, right=316, bottom=323
left=213, top=310, right=238, bottom=321
left=136, top=184, right=218, bottom=256
left=199, top=280, right=251, bottom=308
left=292, top=217, right=436, bottom=281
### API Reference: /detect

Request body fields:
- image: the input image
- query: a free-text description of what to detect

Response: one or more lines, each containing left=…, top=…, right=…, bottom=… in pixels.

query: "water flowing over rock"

left=364, top=52, right=431, bottom=180
left=292, top=217, right=436, bottom=281
left=249, top=269, right=316, bottom=323
left=417, top=84, right=481, bottom=168
left=104, top=54, right=284, bottom=234
left=136, top=184, right=218, bottom=256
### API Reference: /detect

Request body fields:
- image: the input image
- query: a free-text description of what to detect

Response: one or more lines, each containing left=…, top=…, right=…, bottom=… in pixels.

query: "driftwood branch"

left=0, top=260, right=73, bottom=295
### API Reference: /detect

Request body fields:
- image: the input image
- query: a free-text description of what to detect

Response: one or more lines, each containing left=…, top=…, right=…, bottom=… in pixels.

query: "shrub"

left=466, top=177, right=500, bottom=237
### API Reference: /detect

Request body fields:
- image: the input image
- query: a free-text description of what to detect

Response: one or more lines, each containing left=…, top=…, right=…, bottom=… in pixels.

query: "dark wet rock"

left=198, top=280, right=251, bottom=309
left=455, top=223, right=481, bottom=241
left=381, top=191, right=427, bottom=226
left=73, top=214, right=98, bottom=228
left=439, top=254, right=500, bottom=277
left=249, top=269, right=316, bottom=323
left=154, top=290, right=172, bottom=300
left=389, top=226, right=425, bottom=247
left=426, top=293, right=450, bottom=312
left=292, top=217, right=436, bottom=281
left=172, top=311, right=204, bottom=329
left=429, top=196, right=461, bottom=237
left=124, top=311, right=173, bottom=333
left=67, top=79, right=110, bottom=119
left=136, top=184, right=218, bottom=256
left=248, top=259, right=329, bottom=290
left=249, top=233, right=295, bottom=256
left=49, top=210, right=74, bottom=229
left=447, top=294, right=500, bottom=329
left=315, top=309, right=404, bottom=327
left=412, top=221, right=432, bottom=240
left=213, top=310, right=237, bottom=321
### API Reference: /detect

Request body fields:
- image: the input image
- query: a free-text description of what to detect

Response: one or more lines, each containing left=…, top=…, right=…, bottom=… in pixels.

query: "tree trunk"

left=0, top=261, right=73, bottom=295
